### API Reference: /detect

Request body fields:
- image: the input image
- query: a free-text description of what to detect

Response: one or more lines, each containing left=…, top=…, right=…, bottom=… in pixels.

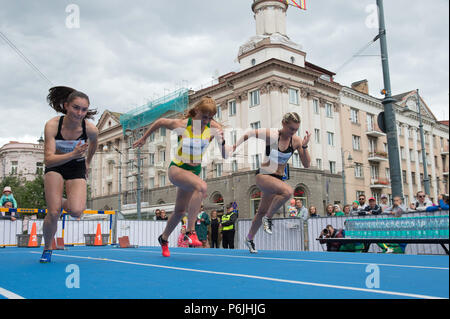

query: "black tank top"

left=54, top=116, right=87, bottom=155
left=265, top=132, right=294, bottom=165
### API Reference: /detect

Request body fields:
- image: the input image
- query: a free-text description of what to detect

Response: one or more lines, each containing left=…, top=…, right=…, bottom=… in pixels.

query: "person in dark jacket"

left=209, top=210, right=221, bottom=248
left=221, top=203, right=237, bottom=249
left=318, top=225, right=345, bottom=251
left=363, top=197, right=382, bottom=215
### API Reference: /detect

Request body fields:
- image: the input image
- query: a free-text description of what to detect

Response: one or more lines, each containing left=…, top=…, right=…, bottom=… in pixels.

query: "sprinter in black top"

left=40, top=86, right=98, bottom=263
left=232, top=112, right=311, bottom=253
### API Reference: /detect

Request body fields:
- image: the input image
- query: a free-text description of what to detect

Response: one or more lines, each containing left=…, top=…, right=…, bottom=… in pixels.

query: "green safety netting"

left=120, top=88, right=189, bottom=134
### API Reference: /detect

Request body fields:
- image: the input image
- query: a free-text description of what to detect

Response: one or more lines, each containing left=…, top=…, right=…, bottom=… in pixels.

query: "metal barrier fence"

left=236, top=218, right=305, bottom=251
left=307, top=210, right=449, bottom=255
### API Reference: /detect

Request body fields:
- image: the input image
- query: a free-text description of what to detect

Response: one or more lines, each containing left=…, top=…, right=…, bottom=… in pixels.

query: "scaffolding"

left=119, top=88, right=189, bottom=134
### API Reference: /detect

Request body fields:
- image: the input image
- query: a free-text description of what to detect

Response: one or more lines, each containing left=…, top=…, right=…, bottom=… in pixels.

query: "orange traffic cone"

left=28, top=222, right=38, bottom=247
left=94, top=223, right=102, bottom=246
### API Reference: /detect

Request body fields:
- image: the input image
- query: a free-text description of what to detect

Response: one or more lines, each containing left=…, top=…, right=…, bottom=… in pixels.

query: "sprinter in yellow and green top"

left=133, top=96, right=232, bottom=257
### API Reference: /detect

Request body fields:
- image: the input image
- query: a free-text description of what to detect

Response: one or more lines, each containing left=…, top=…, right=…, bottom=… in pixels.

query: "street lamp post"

left=112, top=146, right=122, bottom=244
left=416, top=89, right=431, bottom=195
left=125, top=129, right=142, bottom=220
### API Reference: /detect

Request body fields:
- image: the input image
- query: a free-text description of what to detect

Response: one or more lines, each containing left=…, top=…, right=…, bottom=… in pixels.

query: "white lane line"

left=0, top=287, right=25, bottom=299
left=111, top=249, right=450, bottom=271
left=30, top=252, right=447, bottom=299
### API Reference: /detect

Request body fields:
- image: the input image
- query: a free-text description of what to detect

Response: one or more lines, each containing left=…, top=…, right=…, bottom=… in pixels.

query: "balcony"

left=370, top=178, right=391, bottom=189
left=366, top=126, right=386, bottom=138
left=368, top=151, right=388, bottom=162
left=154, top=136, right=167, bottom=148
left=441, top=146, right=449, bottom=156
left=154, top=161, right=166, bottom=172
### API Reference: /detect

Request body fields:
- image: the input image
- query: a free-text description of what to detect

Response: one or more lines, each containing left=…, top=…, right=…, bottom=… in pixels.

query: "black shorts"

left=256, top=169, right=284, bottom=181
left=45, top=159, right=86, bottom=180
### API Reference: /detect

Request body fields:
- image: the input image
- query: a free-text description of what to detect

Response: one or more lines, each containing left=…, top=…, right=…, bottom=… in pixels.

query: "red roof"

left=438, top=120, right=449, bottom=126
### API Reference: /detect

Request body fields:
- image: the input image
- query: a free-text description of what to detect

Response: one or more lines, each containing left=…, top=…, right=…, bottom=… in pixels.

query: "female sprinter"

left=232, top=112, right=311, bottom=253
left=133, top=96, right=230, bottom=257
left=40, top=86, right=98, bottom=263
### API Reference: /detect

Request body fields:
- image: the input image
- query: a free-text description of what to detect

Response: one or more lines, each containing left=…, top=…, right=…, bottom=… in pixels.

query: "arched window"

left=250, top=187, right=262, bottom=217
left=211, top=192, right=224, bottom=215
left=294, top=186, right=308, bottom=208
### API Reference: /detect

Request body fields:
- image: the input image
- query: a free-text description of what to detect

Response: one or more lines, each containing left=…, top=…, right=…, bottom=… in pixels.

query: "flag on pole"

left=279, top=0, right=307, bottom=10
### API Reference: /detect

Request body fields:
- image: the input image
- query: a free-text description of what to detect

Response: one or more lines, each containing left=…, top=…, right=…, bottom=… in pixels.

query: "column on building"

left=404, top=124, right=414, bottom=204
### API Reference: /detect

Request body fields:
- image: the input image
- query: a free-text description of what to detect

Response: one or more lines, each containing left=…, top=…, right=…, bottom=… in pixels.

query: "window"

left=215, top=163, right=223, bottom=177
left=325, top=103, right=333, bottom=118
left=214, top=105, right=222, bottom=120
left=252, top=154, right=261, bottom=170
left=367, top=114, right=374, bottom=131
left=329, top=161, right=336, bottom=174
left=370, top=164, right=379, bottom=179
left=354, top=163, right=363, bottom=178
left=352, top=135, right=361, bottom=150
left=356, top=191, right=365, bottom=199
left=385, top=168, right=390, bottom=179
left=402, top=170, right=407, bottom=184
left=313, top=99, right=319, bottom=114
left=411, top=172, right=416, bottom=185
left=249, top=90, right=260, bottom=107
left=418, top=151, right=422, bottom=163
left=159, top=174, right=166, bottom=187
left=251, top=58, right=256, bottom=66
left=128, top=160, right=134, bottom=172
left=149, top=178, right=154, bottom=188
left=350, top=108, right=359, bottom=123
left=289, top=88, right=299, bottom=105
left=232, top=160, right=238, bottom=172
left=200, top=167, right=207, bottom=180
left=400, top=147, right=405, bottom=160
left=159, top=150, right=166, bottom=162
left=228, top=100, right=236, bottom=117
left=293, top=152, right=300, bottom=168
left=149, top=132, right=155, bottom=142
left=250, top=121, right=261, bottom=130
left=314, top=129, right=320, bottom=143
left=327, top=132, right=334, bottom=146
left=230, top=130, right=237, bottom=145
left=36, top=162, right=44, bottom=175
left=290, top=56, right=295, bottom=64
left=160, top=127, right=166, bottom=137
left=149, top=153, right=155, bottom=166
left=409, top=149, right=415, bottom=162
left=368, top=137, right=377, bottom=153
left=316, top=158, right=322, bottom=170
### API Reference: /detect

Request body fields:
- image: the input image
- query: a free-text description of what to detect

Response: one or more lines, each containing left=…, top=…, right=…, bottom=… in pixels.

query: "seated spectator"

left=1, top=201, right=17, bottom=221
left=295, top=199, right=308, bottom=221
left=1, top=186, right=17, bottom=208
left=343, top=204, right=351, bottom=216
left=384, top=196, right=407, bottom=217
left=357, top=194, right=368, bottom=210
left=426, top=194, right=450, bottom=212
left=379, top=194, right=390, bottom=212
left=364, top=197, right=382, bottom=215
left=287, top=199, right=297, bottom=217
left=159, top=209, right=168, bottom=220
left=350, top=201, right=361, bottom=216
left=309, top=205, right=319, bottom=218
left=334, top=204, right=345, bottom=217
left=325, top=204, right=334, bottom=217
left=410, top=191, right=433, bottom=211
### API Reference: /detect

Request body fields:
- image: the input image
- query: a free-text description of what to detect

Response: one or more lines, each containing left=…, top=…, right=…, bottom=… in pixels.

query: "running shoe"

left=158, top=235, right=170, bottom=257
left=262, top=216, right=273, bottom=234
left=185, top=231, right=203, bottom=247
left=39, top=250, right=52, bottom=263
left=245, top=237, right=258, bottom=254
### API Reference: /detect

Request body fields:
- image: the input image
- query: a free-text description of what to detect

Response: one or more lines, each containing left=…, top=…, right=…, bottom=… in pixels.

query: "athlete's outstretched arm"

left=132, top=118, right=184, bottom=149
left=210, top=120, right=233, bottom=159
left=232, top=128, right=270, bottom=154
left=297, top=131, right=312, bottom=168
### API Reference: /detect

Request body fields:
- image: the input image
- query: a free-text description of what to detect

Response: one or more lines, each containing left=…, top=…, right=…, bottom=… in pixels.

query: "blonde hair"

left=282, top=112, right=301, bottom=125
left=185, top=96, right=217, bottom=119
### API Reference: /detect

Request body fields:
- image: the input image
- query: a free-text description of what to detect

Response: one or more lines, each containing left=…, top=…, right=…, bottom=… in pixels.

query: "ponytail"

left=47, top=86, right=97, bottom=120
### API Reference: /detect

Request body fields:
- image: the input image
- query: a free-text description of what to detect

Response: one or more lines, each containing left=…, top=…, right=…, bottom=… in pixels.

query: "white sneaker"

left=386, top=248, right=394, bottom=254
left=245, top=238, right=258, bottom=254
left=262, top=216, right=273, bottom=235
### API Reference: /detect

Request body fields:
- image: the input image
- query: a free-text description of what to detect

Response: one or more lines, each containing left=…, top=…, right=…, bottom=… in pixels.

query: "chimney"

left=351, top=80, right=369, bottom=95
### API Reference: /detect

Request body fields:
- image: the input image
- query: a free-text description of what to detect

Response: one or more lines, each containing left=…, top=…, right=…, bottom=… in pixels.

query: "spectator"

left=1, top=186, right=17, bottom=208
left=325, top=204, right=334, bottom=217
left=334, top=204, right=345, bottom=217
left=1, top=201, right=17, bottom=221
left=426, top=194, right=450, bottom=212
left=343, top=204, right=351, bottom=216
left=350, top=201, right=361, bottom=216
left=159, top=209, right=168, bottom=221
left=384, top=196, right=407, bottom=218
left=357, top=194, right=368, bottom=210
left=295, top=199, right=308, bottom=220
left=177, top=225, right=189, bottom=248
left=318, top=225, right=345, bottom=251
left=287, top=199, right=297, bottom=217
left=379, top=194, right=390, bottom=212
left=195, top=206, right=210, bottom=248
left=410, top=191, right=433, bottom=211
left=364, top=197, right=382, bottom=215
left=209, top=210, right=221, bottom=248
left=309, top=206, right=319, bottom=218
left=221, top=203, right=237, bottom=249
left=154, top=209, right=161, bottom=220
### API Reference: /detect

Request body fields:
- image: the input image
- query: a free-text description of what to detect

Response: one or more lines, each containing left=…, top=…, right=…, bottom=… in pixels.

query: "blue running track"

left=0, top=246, right=448, bottom=299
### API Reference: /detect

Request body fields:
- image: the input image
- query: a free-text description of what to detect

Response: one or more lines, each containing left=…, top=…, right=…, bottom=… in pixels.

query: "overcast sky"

left=0, top=0, right=448, bottom=148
